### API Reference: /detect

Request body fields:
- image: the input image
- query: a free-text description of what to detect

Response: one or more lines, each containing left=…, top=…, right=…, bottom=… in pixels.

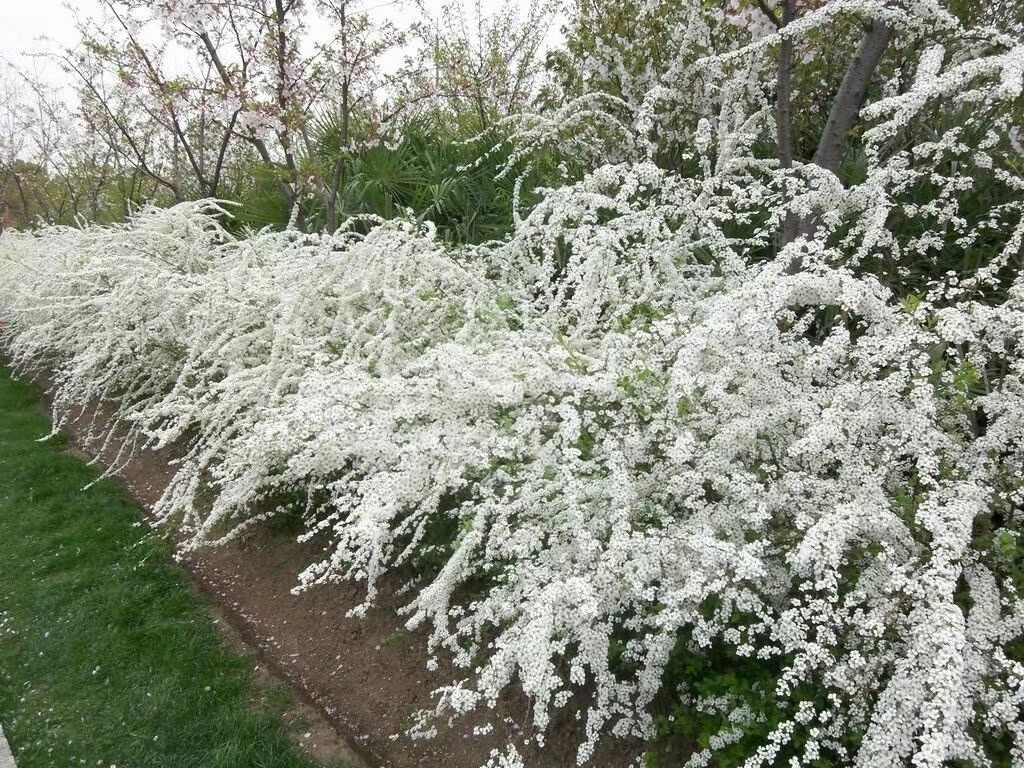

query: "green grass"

left=0, top=367, right=346, bottom=768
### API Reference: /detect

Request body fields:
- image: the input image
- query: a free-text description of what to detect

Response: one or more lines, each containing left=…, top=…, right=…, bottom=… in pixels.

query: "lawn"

left=0, top=366, right=346, bottom=768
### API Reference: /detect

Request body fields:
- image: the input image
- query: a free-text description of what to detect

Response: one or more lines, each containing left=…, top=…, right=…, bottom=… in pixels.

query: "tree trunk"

left=788, top=18, right=893, bottom=265
left=812, top=20, right=892, bottom=176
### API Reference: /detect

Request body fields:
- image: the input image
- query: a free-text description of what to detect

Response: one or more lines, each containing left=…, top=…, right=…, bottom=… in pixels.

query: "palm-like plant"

left=304, top=110, right=559, bottom=244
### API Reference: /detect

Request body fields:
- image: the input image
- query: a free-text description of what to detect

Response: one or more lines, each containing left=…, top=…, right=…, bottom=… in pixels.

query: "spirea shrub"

left=2, top=4, right=1024, bottom=767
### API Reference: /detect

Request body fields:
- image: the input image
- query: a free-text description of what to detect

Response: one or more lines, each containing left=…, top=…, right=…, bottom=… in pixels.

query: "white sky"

left=0, top=0, right=562, bottom=90
left=1, top=0, right=79, bottom=78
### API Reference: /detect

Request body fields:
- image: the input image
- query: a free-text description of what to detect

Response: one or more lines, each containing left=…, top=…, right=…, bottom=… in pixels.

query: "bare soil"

left=30, top=375, right=644, bottom=768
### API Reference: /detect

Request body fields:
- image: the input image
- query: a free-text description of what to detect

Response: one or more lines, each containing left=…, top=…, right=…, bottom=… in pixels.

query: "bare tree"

left=392, top=0, right=561, bottom=130
left=317, top=0, right=403, bottom=231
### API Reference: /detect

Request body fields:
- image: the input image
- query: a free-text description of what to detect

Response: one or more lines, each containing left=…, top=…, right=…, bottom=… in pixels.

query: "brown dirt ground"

left=29, top=374, right=646, bottom=768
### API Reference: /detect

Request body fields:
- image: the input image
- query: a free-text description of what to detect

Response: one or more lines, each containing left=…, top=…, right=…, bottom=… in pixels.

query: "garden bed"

left=28, top=369, right=643, bottom=768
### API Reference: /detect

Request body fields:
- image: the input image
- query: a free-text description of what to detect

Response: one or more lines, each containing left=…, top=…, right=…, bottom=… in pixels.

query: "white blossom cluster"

left=3, top=3, right=1024, bottom=767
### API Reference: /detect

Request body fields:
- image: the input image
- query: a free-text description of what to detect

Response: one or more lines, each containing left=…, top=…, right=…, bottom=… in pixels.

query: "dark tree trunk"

left=785, top=18, right=893, bottom=267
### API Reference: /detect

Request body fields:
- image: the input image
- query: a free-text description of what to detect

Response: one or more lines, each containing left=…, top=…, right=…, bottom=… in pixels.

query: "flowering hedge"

left=3, top=3, right=1024, bottom=767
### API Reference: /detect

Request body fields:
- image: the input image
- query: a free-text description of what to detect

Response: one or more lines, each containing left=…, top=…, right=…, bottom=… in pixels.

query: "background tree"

left=314, top=0, right=404, bottom=232
left=0, top=73, right=34, bottom=230
left=391, top=0, right=560, bottom=131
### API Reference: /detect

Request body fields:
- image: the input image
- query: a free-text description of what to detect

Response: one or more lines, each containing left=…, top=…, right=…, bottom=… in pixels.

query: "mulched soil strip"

left=28, top=372, right=643, bottom=768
